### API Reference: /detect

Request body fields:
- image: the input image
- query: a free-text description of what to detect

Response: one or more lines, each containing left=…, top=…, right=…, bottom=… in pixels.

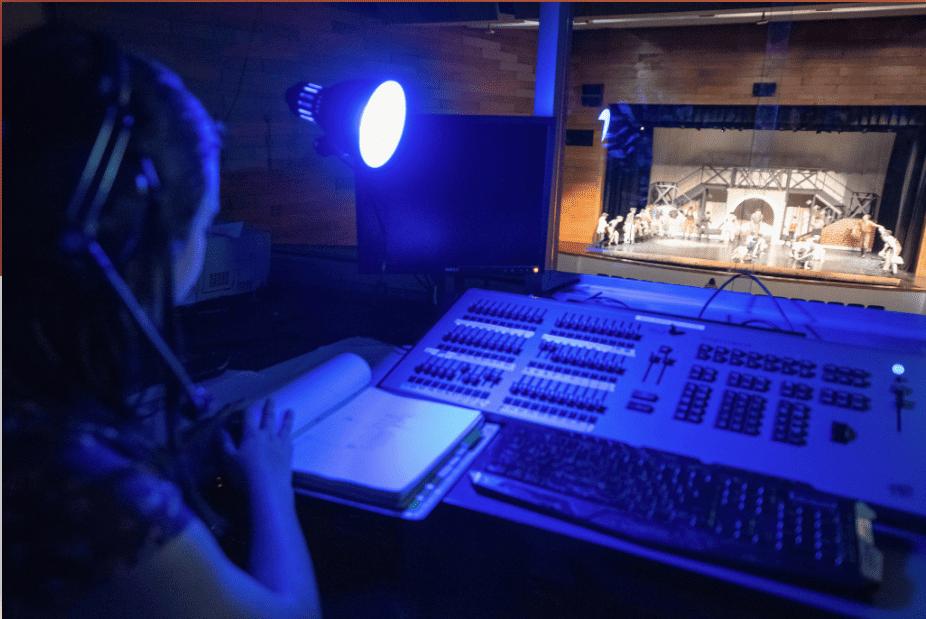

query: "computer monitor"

left=354, top=114, right=556, bottom=275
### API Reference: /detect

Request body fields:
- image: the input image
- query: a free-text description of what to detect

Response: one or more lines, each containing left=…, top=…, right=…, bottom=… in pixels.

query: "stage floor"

left=566, top=236, right=917, bottom=288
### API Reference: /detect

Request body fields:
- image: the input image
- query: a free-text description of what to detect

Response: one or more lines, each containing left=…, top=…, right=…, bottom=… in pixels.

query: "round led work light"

left=285, top=79, right=406, bottom=168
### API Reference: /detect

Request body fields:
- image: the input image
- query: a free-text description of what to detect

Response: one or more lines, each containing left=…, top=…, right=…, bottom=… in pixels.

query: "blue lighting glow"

left=892, top=363, right=905, bottom=376
left=598, top=108, right=610, bottom=144
left=359, top=80, right=406, bottom=168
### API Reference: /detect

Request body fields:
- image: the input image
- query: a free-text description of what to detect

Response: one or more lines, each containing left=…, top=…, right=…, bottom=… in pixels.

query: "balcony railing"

left=650, top=165, right=878, bottom=220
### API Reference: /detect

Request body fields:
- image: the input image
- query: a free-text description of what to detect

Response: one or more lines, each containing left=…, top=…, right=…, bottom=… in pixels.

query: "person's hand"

left=221, top=399, right=294, bottom=495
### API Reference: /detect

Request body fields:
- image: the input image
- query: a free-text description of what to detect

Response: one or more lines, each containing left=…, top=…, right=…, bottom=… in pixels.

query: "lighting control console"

left=380, top=288, right=925, bottom=520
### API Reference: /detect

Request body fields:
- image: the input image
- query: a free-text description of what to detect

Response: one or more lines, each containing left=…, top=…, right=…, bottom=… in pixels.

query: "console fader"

left=379, top=288, right=926, bottom=520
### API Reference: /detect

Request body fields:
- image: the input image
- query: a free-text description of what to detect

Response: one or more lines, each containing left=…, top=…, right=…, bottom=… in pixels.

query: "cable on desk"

left=535, top=276, right=582, bottom=299
left=698, top=272, right=796, bottom=334
left=566, top=290, right=632, bottom=310
left=740, top=318, right=789, bottom=331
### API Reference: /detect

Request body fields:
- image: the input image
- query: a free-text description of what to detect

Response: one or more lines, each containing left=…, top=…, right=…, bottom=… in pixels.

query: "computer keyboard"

left=469, top=421, right=883, bottom=596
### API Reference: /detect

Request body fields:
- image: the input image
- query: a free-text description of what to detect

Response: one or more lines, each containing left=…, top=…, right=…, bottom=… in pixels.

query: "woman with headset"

left=3, top=27, right=320, bottom=619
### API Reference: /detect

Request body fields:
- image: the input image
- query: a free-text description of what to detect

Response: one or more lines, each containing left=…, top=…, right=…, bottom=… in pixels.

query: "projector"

left=178, top=222, right=271, bottom=306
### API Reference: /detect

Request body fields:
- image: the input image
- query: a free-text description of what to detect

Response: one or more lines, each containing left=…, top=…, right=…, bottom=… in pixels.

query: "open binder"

left=266, top=353, right=484, bottom=510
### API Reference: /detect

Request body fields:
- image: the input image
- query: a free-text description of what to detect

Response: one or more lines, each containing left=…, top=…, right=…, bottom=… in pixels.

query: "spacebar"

left=469, top=470, right=719, bottom=554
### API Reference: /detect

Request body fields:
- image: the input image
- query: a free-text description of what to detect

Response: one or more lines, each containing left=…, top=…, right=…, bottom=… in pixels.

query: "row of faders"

left=502, top=309, right=644, bottom=430
left=393, top=296, right=647, bottom=432
left=401, top=299, right=546, bottom=410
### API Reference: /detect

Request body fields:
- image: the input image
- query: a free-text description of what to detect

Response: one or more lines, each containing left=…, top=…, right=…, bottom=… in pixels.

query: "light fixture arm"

left=313, top=135, right=356, bottom=169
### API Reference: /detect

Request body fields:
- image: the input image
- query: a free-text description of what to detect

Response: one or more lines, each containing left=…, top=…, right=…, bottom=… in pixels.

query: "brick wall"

left=40, top=2, right=539, bottom=245
left=562, top=18, right=926, bottom=251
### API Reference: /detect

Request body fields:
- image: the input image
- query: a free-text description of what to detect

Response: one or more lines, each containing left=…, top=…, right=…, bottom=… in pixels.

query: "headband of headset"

left=60, top=33, right=138, bottom=254
left=54, top=32, right=210, bottom=418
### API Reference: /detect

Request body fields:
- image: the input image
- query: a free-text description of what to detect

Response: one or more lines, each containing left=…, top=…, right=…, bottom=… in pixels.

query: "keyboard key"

left=473, top=421, right=880, bottom=596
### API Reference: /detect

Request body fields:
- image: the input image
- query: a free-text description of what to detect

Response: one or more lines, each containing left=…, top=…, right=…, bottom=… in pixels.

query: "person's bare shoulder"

left=70, top=519, right=321, bottom=619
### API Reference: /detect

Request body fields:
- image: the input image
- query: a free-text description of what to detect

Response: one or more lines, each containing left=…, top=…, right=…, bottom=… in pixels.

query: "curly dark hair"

left=3, top=27, right=228, bottom=617
left=3, top=26, right=221, bottom=415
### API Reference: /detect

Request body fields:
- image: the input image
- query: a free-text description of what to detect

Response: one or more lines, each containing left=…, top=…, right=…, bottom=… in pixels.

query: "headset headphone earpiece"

left=58, top=32, right=210, bottom=420
left=61, top=33, right=135, bottom=254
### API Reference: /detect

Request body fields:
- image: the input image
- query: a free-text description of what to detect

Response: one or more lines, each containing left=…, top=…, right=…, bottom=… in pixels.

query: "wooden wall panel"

left=42, top=3, right=539, bottom=245
left=10, top=5, right=923, bottom=258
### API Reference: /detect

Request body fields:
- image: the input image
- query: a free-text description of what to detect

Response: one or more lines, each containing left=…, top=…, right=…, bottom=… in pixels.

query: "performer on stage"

left=652, top=205, right=666, bottom=237
left=594, top=212, right=609, bottom=246
left=853, top=214, right=878, bottom=257
left=624, top=208, right=637, bottom=245
left=791, top=235, right=825, bottom=270
left=696, top=210, right=710, bottom=242
left=810, top=208, right=825, bottom=238
left=682, top=205, right=697, bottom=239
left=787, top=218, right=798, bottom=246
left=719, top=213, right=738, bottom=244
left=607, top=215, right=623, bottom=247
left=877, top=226, right=904, bottom=274
left=749, top=209, right=764, bottom=237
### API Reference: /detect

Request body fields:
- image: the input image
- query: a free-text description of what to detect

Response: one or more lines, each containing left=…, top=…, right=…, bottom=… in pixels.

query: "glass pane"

left=558, top=7, right=926, bottom=302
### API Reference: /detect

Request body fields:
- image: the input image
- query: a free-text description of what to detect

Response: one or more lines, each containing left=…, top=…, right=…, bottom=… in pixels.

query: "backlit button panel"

left=502, top=396, right=599, bottom=427
left=675, top=382, right=712, bottom=424
left=773, top=401, right=811, bottom=446
left=820, top=388, right=870, bottom=411
left=465, top=299, right=546, bottom=326
left=688, top=365, right=718, bottom=382
left=727, top=372, right=771, bottom=393
left=627, top=389, right=659, bottom=414
left=697, top=345, right=817, bottom=379
left=822, top=364, right=872, bottom=388
left=715, top=390, right=766, bottom=436
left=554, top=313, right=643, bottom=342
left=780, top=380, right=814, bottom=401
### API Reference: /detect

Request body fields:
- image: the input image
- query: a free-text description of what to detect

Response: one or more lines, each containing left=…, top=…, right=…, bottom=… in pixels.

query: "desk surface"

left=442, top=418, right=926, bottom=619
left=557, top=274, right=926, bottom=355
left=441, top=277, right=926, bottom=618
left=225, top=277, right=926, bottom=619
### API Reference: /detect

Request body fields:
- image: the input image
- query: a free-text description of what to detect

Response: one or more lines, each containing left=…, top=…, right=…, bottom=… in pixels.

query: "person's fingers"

left=260, top=398, right=275, bottom=430
left=243, top=400, right=263, bottom=436
left=221, top=429, right=236, bottom=455
left=280, top=409, right=294, bottom=438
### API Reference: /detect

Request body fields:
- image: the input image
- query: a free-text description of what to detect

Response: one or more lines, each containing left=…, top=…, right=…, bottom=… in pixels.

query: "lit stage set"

left=574, top=236, right=917, bottom=287
left=581, top=106, right=926, bottom=295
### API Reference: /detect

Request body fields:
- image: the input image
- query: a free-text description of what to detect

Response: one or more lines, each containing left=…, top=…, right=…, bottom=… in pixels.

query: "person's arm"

left=228, top=399, right=319, bottom=609
left=70, top=399, right=320, bottom=619
left=71, top=516, right=320, bottom=619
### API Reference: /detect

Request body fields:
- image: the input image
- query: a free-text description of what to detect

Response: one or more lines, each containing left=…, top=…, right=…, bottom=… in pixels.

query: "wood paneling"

left=14, top=5, right=925, bottom=260
left=562, top=17, right=926, bottom=251
left=49, top=3, right=539, bottom=245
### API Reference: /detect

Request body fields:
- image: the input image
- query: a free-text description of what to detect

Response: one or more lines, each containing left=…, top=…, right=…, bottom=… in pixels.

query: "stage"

left=567, top=236, right=918, bottom=288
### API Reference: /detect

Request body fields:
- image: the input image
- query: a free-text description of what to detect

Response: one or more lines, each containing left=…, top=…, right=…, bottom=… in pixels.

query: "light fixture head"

left=286, top=78, right=407, bottom=168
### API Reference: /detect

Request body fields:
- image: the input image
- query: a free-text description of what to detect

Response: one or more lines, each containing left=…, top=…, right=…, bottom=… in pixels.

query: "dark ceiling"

left=333, top=3, right=819, bottom=24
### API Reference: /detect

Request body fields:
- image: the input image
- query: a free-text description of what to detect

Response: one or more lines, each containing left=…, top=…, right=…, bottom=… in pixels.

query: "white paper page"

left=291, top=387, right=482, bottom=494
left=268, top=352, right=372, bottom=436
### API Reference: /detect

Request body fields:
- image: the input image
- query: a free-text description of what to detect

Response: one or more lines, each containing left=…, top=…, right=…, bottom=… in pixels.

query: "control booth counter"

left=253, top=274, right=926, bottom=619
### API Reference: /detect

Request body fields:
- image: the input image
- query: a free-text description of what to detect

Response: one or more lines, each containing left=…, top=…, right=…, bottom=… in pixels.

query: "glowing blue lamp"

left=598, top=108, right=610, bottom=144
left=286, top=79, right=406, bottom=168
